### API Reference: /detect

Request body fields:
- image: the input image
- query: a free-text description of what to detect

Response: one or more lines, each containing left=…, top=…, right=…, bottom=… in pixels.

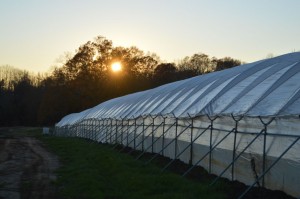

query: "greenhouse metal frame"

left=55, top=52, right=300, bottom=198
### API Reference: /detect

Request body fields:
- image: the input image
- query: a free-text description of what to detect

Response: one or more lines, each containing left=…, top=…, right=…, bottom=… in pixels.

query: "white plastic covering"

left=55, top=52, right=300, bottom=197
left=56, top=52, right=300, bottom=127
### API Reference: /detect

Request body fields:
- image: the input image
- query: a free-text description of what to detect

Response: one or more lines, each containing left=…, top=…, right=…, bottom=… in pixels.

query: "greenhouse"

left=55, top=52, right=300, bottom=198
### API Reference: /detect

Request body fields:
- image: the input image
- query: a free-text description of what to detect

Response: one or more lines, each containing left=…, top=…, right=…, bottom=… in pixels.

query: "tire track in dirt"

left=0, top=130, right=60, bottom=199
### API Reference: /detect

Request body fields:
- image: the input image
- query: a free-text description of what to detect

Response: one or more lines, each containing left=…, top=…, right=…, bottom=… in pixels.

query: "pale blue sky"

left=1, top=0, right=300, bottom=72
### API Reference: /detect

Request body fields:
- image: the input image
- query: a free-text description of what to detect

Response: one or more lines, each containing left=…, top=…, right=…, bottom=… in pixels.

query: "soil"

left=0, top=128, right=60, bottom=199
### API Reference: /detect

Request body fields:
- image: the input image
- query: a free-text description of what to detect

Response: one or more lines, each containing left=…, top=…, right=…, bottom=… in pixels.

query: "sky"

left=1, top=0, right=300, bottom=73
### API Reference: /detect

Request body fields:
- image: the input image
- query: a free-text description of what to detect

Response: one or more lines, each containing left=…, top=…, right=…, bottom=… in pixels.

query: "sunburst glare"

left=111, top=62, right=122, bottom=72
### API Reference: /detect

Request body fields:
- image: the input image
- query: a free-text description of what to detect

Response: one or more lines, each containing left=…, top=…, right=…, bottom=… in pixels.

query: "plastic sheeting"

left=55, top=52, right=300, bottom=197
left=56, top=52, right=300, bottom=127
left=54, top=116, right=300, bottom=197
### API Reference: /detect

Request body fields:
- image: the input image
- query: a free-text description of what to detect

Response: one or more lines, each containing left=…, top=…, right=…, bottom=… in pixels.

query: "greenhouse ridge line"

left=55, top=52, right=300, bottom=198
left=56, top=52, right=300, bottom=127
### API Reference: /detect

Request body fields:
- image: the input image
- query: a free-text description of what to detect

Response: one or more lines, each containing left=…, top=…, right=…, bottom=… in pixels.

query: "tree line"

left=0, top=36, right=241, bottom=126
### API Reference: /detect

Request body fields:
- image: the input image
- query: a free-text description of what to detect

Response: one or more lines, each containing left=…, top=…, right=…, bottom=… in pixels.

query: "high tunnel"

left=55, top=52, right=300, bottom=198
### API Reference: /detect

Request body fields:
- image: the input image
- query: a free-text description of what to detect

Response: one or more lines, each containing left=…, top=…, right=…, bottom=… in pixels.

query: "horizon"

left=1, top=0, right=300, bottom=73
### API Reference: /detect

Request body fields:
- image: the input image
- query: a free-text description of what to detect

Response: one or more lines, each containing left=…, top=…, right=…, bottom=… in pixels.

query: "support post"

left=142, top=117, right=145, bottom=151
left=128, top=121, right=164, bottom=155
left=98, top=120, right=105, bottom=142
left=134, top=118, right=137, bottom=149
left=105, top=119, right=109, bottom=143
left=174, top=117, right=178, bottom=159
left=162, top=116, right=166, bottom=156
left=145, top=123, right=192, bottom=165
left=110, top=119, right=113, bottom=144
left=238, top=136, right=300, bottom=199
left=121, top=119, right=124, bottom=146
left=115, top=119, right=118, bottom=144
left=210, top=129, right=265, bottom=186
left=259, top=117, right=275, bottom=187
left=119, top=121, right=154, bottom=152
left=231, top=114, right=243, bottom=181
left=189, top=114, right=194, bottom=165
left=151, top=116, right=155, bottom=153
left=183, top=127, right=233, bottom=177
left=135, top=121, right=176, bottom=160
left=123, top=121, right=153, bottom=155
left=207, top=115, right=218, bottom=174
left=162, top=124, right=210, bottom=172
left=111, top=123, right=131, bottom=149
left=100, top=120, right=103, bottom=141
left=126, top=120, right=130, bottom=147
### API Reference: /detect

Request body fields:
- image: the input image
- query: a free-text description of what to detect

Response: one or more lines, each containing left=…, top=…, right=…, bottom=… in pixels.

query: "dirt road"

left=0, top=128, right=60, bottom=199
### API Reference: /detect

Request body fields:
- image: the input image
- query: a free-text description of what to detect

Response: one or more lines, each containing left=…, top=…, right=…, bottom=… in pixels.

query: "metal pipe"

left=189, top=116, right=194, bottom=165
left=162, top=117, right=166, bottom=156
left=145, top=124, right=192, bottom=165
left=210, top=129, right=265, bottom=186
left=162, top=125, right=210, bottom=172
left=182, top=128, right=233, bottom=177
left=133, top=121, right=165, bottom=157
left=259, top=116, right=275, bottom=187
left=174, top=117, right=179, bottom=159
left=238, top=137, right=300, bottom=199
left=119, top=123, right=152, bottom=152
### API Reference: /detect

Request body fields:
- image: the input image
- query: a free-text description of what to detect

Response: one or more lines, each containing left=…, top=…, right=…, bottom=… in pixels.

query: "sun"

left=111, top=62, right=122, bottom=72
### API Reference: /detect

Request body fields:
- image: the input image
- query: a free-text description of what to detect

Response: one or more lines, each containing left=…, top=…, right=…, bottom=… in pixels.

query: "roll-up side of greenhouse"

left=55, top=52, right=300, bottom=198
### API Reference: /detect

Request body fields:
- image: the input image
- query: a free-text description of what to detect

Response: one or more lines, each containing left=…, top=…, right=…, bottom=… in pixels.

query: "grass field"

left=42, top=136, right=228, bottom=199
left=1, top=127, right=294, bottom=199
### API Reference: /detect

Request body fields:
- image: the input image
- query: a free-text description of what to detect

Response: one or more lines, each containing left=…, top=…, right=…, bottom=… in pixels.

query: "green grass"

left=41, top=136, right=228, bottom=199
